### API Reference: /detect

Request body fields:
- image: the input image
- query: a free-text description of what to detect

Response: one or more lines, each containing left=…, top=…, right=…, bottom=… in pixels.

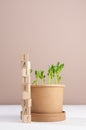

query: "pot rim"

left=31, top=84, right=65, bottom=88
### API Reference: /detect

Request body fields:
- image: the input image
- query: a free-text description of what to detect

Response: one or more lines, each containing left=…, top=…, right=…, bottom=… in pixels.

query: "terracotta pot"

left=31, top=84, right=65, bottom=113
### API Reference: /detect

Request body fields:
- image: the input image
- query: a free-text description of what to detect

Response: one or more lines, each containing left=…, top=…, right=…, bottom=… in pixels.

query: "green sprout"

left=32, top=62, right=64, bottom=85
left=47, top=65, right=55, bottom=84
left=39, top=70, right=45, bottom=84
left=55, top=62, right=64, bottom=84
left=32, top=70, right=39, bottom=85
left=32, top=70, right=45, bottom=85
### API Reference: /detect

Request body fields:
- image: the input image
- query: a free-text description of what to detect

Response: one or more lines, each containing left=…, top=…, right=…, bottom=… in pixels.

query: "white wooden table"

left=0, top=105, right=86, bottom=130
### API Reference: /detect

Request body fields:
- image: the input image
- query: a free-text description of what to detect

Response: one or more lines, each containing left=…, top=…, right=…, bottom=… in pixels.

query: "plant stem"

left=48, top=76, right=50, bottom=84
left=56, top=77, right=58, bottom=84
left=41, top=79, right=44, bottom=84
left=48, top=76, right=52, bottom=84
left=55, top=74, right=58, bottom=84
left=36, top=78, right=38, bottom=85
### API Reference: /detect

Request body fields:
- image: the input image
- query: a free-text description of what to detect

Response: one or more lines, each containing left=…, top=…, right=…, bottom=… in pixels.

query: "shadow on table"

left=0, top=116, right=86, bottom=126
left=0, top=115, right=21, bottom=123
left=47, top=118, right=86, bottom=126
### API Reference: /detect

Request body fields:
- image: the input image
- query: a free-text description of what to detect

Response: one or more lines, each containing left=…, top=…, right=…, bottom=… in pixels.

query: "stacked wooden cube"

left=20, top=54, right=32, bottom=123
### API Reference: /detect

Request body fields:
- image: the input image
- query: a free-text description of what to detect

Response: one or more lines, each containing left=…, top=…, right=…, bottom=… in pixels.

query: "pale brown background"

left=0, top=0, right=86, bottom=104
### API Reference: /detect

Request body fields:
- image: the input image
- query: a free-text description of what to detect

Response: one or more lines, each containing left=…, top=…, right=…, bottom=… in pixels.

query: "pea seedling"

left=32, top=70, right=45, bottom=85
left=32, top=62, right=64, bottom=85
left=55, top=62, right=64, bottom=84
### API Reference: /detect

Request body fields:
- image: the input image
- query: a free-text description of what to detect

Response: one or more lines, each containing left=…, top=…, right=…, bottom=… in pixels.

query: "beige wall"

left=0, top=0, right=86, bottom=104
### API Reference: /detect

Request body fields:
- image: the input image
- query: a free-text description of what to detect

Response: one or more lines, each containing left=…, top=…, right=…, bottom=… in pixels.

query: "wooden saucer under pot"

left=31, top=111, right=66, bottom=122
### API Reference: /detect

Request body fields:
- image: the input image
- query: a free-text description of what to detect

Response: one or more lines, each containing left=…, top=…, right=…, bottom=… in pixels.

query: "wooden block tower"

left=20, top=54, right=32, bottom=123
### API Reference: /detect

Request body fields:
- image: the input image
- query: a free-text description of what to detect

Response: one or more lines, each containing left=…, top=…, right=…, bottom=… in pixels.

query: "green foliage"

left=47, top=65, right=55, bottom=84
left=39, top=70, right=45, bottom=84
left=55, top=62, right=64, bottom=84
left=47, top=62, right=64, bottom=84
left=32, top=62, right=64, bottom=85
left=32, top=70, right=45, bottom=85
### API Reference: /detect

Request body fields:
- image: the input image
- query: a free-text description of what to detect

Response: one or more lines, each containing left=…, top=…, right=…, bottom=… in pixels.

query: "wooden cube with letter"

left=21, top=54, right=32, bottom=123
